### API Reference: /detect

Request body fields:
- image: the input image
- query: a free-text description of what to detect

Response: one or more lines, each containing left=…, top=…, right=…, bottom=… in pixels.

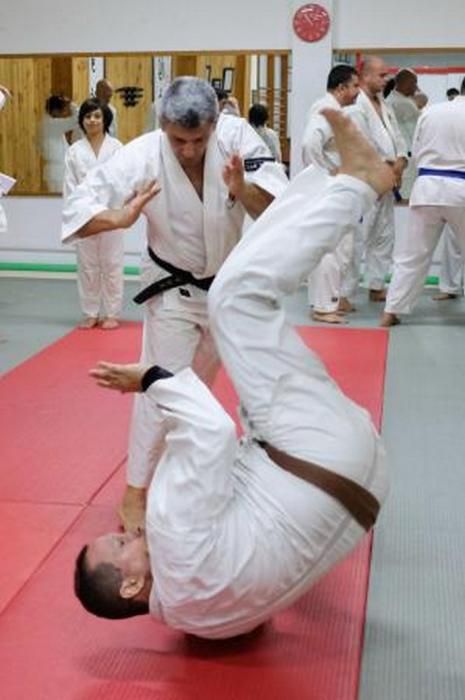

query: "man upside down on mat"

left=74, top=110, right=390, bottom=639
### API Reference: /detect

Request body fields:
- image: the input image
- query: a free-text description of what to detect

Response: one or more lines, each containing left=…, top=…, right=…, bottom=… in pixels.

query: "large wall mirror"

left=0, top=51, right=290, bottom=195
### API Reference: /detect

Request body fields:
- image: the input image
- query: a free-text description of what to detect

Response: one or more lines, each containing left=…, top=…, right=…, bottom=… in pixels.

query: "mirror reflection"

left=0, top=52, right=290, bottom=195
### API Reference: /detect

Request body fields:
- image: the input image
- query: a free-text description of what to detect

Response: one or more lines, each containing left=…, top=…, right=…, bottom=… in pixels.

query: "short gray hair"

left=160, top=77, right=219, bottom=128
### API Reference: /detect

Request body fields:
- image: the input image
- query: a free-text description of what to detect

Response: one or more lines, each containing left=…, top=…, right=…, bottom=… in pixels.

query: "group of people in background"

left=302, top=56, right=465, bottom=326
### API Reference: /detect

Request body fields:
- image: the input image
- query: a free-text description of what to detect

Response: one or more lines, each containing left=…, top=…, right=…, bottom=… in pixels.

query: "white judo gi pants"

left=385, top=205, right=465, bottom=315
left=127, top=260, right=219, bottom=487
left=307, top=232, right=354, bottom=312
left=208, top=171, right=388, bottom=580
left=76, top=232, right=124, bottom=319
left=438, top=225, right=464, bottom=295
left=344, top=192, right=395, bottom=294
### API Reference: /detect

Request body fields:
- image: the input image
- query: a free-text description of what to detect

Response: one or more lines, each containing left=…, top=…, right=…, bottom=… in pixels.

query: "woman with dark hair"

left=63, top=98, right=124, bottom=329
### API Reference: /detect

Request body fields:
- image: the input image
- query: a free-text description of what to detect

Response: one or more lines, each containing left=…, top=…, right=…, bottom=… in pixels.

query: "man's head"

left=95, top=79, right=114, bottom=104
left=160, top=77, right=219, bottom=168
left=447, top=87, right=459, bottom=101
left=248, top=103, right=269, bottom=128
left=327, top=64, right=360, bottom=106
left=74, top=530, right=151, bottom=619
left=394, top=69, right=418, bottom=97
left=359, top=56, right=390, bottom=97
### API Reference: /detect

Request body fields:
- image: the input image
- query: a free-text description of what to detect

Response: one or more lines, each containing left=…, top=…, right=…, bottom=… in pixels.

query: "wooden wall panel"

left=72, top=58, right=90, bottom=105
left=0, top=57, right=51, bottom=193
left=105, top=55, right=153, bottom=143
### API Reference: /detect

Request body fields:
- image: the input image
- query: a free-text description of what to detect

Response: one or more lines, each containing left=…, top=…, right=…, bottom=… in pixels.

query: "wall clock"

left=293, top=4, right=331, bottom=43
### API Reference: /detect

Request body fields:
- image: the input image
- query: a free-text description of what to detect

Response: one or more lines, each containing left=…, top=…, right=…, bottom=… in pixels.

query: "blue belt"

left=418, top=168, right=465, bottom=180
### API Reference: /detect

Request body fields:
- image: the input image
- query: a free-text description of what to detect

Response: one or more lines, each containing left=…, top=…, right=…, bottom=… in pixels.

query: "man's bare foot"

left=320, top=109, right=396, bottom=196
left=369, top=289, right=387, bottom=302
left=432, top=292, right=459, bottom=301
left=100, top=317, right=120, bottom=330
left=89, top=361, right=149, bottom=393
left=118, top=485, right=147, bottom=533
left=380, top=312, right=401, bottom=327
left=312, top=310, right=348, bottom=324
left=79, top=316, right=98, bottom=329
left=337, top=296, right=356, bottom=313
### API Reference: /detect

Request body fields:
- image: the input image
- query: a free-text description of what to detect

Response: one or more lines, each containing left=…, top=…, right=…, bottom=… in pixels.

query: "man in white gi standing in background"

left=73, top=109, right=390, bottom=637
left=0, top=84, right=13, bottom=234
left=62, top=77, right=288, bottom=531
left=302, top=63, right=360, bottom=322
left=346, top=56, right=408, bottom=302
left=386, top=68, right=420, bottom=199
left=382, top=79, right=465, bottom=326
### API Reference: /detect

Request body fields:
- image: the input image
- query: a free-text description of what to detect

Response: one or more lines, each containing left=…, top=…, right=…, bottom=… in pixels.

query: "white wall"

left=0, top=198, right=145, bottom=267
left=333, top=0, right=465, bottom=49
left=3, top=0, right=465, bottom=54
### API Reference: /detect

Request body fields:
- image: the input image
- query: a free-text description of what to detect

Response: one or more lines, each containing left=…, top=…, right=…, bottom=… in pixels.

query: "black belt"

left=258, top=441, right=380, bottom=532
left=133, top=248, right=215, bottom=305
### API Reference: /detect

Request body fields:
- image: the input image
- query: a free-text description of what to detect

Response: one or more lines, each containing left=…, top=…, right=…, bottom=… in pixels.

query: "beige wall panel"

left=105, top=56, right=153, bottom=143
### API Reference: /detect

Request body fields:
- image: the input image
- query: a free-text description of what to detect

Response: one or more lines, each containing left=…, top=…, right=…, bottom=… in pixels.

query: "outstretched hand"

left=89, top=362, right=148, bottom=393
left=223, top=153, right=245, bottom=199
left=121, top=180, right=161, bottom=228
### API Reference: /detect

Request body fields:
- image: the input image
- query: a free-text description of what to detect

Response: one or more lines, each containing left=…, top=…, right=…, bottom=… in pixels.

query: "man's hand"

left=121, top=180, right=161, bottom=228
left=392, top=157, right=407, bottom=187
left=223, top=153, right=245, bottom=199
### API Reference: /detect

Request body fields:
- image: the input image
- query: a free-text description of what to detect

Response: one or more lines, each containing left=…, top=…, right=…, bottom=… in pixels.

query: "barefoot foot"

left=380, top=312, right=401, bottom=327
left=79, top=316, right=98, bottom=329
left=312, top=310, right=348, bottom=324
left=118, top=486, right=147, bottom=533
left=432, top=292, right=459, bottom=301
left=320, top=109, right=396, bottom=196
left=100, top=317, right=120, bottom=330
left=369, top=289, right=387, bottom=302
left=89, top=361, right=150, bottom=392
left=337, top=296, right=356, bottom=313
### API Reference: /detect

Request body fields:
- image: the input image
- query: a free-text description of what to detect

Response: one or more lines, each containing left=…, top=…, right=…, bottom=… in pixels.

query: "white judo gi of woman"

left=62, top=78, right=288, bottom=527
left=64, top=129, right=124, bottom=323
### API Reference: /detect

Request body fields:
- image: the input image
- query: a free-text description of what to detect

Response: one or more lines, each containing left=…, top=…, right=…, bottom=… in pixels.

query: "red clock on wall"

left=293, top=4, right=331, bottom=43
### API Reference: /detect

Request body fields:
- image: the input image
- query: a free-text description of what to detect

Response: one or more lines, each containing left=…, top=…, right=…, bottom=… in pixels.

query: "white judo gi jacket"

left=301, top=93, right=356, bottom=311
left=145, top=169, right=388, bottom=639
left=64, top=134, right=125, bottom=319
left=386, top=90, right=420, bottom=198
left=346, top=90, right=408, bottom=291
left=62, top=114, right=288, bottom=487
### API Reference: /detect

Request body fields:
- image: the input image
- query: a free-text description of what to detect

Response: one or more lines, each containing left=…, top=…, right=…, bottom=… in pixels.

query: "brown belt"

left=258, top=442, right=380, bottom=532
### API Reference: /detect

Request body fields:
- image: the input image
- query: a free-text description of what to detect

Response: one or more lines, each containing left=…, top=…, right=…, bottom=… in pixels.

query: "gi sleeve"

left=62, top=148, right=79, bottom=200
left=61, top=137, right=154, bottom=243
left=145, top=368, right=237, bottom=533
left=220, top=115, right=288, bottom=198
left=301, top=113, right=338, bottom=171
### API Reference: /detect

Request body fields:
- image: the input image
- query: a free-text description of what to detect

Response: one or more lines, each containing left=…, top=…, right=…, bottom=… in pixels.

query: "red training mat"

left=0, top=324, right=388, bottom=699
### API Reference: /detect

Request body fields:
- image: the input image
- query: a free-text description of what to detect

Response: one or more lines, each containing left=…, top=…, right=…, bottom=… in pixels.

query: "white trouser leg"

left=127, top=289, right=219, bottom=487
left=385, top=206, right=444, bottom=314
left=439, top=225, right=464, bottom=295
left=76, top=237, right=101, bottom=318
left=209, top=173, right=377, bottom=446
left=98, top=230, right=125, bottom=318
left=308, top=231, right=353, bottom=312
left=364, top=193, right=395, bottom=290
left=442, top=206, right=465, bottom=264
left=341, top=218, right=364, bottom=300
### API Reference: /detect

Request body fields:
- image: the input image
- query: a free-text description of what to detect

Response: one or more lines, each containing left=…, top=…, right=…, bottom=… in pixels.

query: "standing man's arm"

left=220, top=117, right=288, bottom=219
